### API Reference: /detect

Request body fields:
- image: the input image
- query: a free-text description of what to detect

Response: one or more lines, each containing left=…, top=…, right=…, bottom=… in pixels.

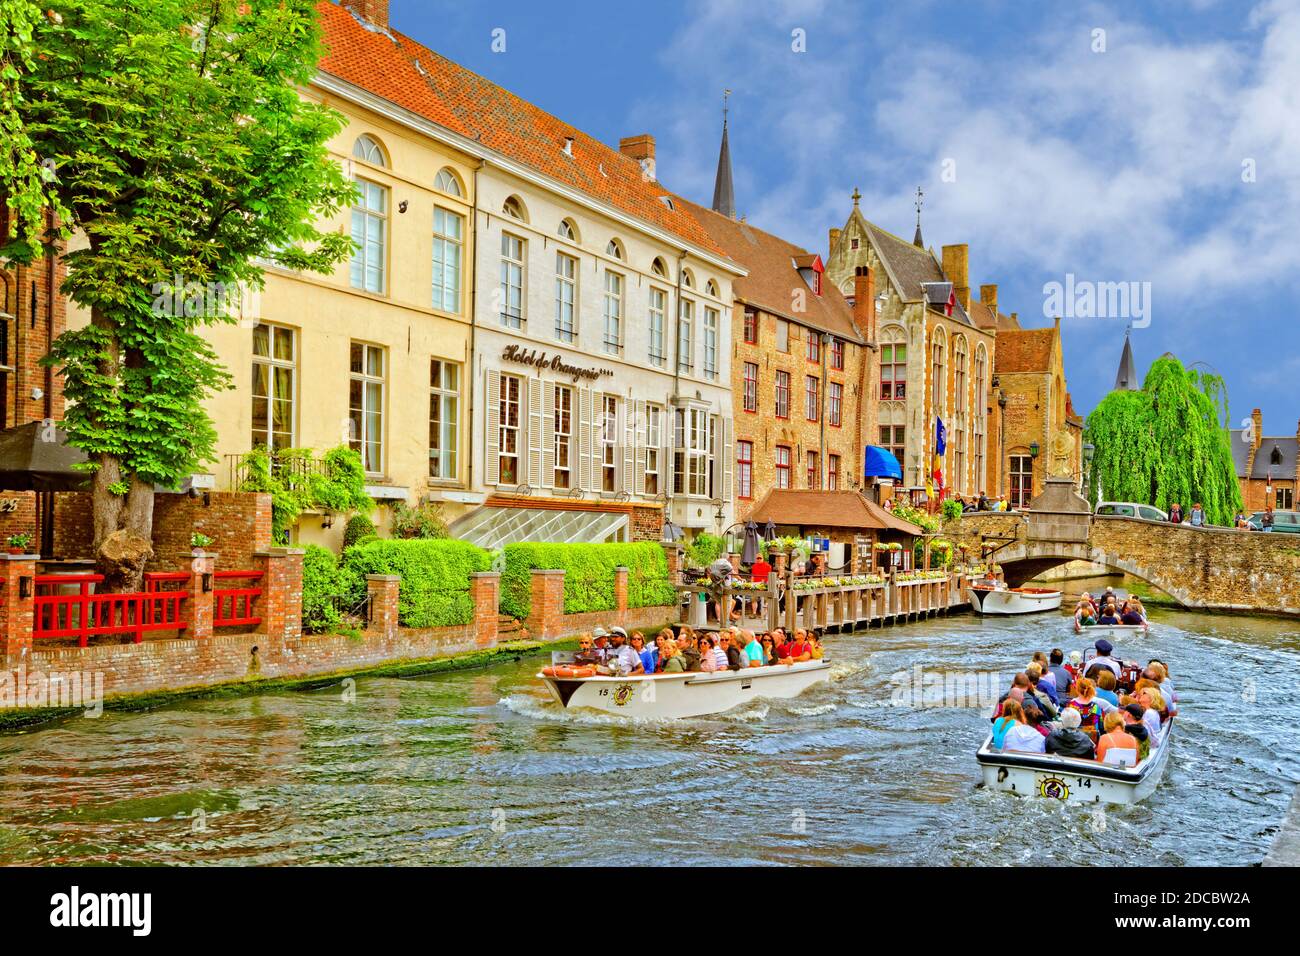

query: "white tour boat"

left=968, top=585, right=1063, bottom=616
left=1075, top=621, right=1150, bottom=639
left=976, top=719, right=1174, bottom=805
left=537, top=658, right=832, bottom=720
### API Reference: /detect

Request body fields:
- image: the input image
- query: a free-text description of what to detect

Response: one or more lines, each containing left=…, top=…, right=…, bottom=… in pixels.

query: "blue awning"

left=864, top=445, right=903, bottom=480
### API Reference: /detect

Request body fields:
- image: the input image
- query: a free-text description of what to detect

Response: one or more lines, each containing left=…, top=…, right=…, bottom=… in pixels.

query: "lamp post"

left=712, top=498, right=726, bottom=536
left=1082, top=442, right=1095, bottom=499
left=997, top=389, right=1007, bottom=498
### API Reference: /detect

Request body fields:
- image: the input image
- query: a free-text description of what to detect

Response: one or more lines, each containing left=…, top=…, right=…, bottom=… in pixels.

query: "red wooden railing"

left=213, top=571, right=263, bottom=628
left=33, top=574, right=187, bottom=646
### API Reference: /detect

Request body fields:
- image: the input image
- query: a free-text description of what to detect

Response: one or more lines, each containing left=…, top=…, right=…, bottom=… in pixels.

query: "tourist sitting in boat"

left=740, top=630, right=765, bottom=668
left=605, top=627, right=644, bottom=676
left=996, top=700, right=1047, bottom=754
left=707, top=634, right=728, bottom=671
left=1074, top=599, right=1098, bottom=627
left=1030, top=651, right=1055, bottom=692
left=1146, top=660, right=1177, bottom=715
left=1097, top=603, right=1121, bottom=626
left=1065, top=678, right=1107, bottom=739
left=1066, top=650, right=1084, bottom=682
left=630, top=633, right=657, bottom=676
left=1135, top=687, right=1165, bottom=739
left=660, top=641, right=685, bottom=673
left=653, top=629, right=675, bottom=672
left=809, top=633, right=824, bottom=660
left=1048, top=649, right=1073, bottom=695
left=1124, top=717, right=1152, bottom=761
left=721, top=631, right=744, bottom=671
left=675, top=628, right=702, bottom=672
left=1025, top=665, right=1059, bottom=714
left=760, top=633, right=776, bottom=666
left=1095, top=711, right=1139, bottom=765
left=1045, top=708, right=1097, bottom=759
left=1119, top=704, right=1153, bottom=755
left=698, top=635, right=720, bottom=672
left=1120, top=601, right=1146, bottom=626
left=1094, top=669, right=1121, bottom=708
left=574, top=633, right=603, bottom=667
left=780, top=629, right=814, bottom=664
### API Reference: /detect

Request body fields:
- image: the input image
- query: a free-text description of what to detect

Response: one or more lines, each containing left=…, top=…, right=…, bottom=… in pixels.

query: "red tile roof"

left=750, top=489, right=923, bottom=534
left=315, top=2, right=727, bottom=258
left=676, top=196, right=862, bottom=341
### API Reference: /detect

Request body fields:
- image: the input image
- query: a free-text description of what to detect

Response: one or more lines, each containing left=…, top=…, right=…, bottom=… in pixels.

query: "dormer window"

left=793, top=253, right=824, bottom=296
left=1271, top=446, right=1284, bottom=466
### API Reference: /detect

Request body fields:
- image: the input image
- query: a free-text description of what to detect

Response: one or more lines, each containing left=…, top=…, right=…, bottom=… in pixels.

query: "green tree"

left=2, top=1, right=355, bottom=589
left=1085, top=355, right=1242, bottom=525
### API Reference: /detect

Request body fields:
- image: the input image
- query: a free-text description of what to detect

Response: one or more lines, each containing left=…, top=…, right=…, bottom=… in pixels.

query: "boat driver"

left=1088, top=638, right=1122, bottom=678
left=605, top=627, right=644, bottom=676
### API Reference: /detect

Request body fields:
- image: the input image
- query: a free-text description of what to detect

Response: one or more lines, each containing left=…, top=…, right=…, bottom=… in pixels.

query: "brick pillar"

left=661, top=542, right=682, bottom=584
left=614, top=566, right=629, bottom=615
left=366, top=574, right=400, bottom=639
left=773, top=552, right=788, bottom=574
left=1, top=555, right=37, bottom=662
left=185, top=552, right=216, bottom=640
left=254, top=548, right=304, bottom=641
left=526, top=569, right=565, bottom=640
left=470, top=572, right=499, bottom=646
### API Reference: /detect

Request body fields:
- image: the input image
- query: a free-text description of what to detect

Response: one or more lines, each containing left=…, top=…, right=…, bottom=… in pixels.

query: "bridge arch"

left=994, top=541, right=1179, bottom=601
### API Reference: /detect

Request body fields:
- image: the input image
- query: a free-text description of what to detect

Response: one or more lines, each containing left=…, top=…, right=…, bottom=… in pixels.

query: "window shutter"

left=485, top=370, right=501, bottom=486
left=578, top=387, right=594, bottom=490
left=634, top=399, right=647, bottom=496
left=527, top=377, right=543, bottom=488
left=540, top=384, right=555, bottom=489
left=721, top=416, right=734, bottom=505
left=622, top=399, right=635, bottom=495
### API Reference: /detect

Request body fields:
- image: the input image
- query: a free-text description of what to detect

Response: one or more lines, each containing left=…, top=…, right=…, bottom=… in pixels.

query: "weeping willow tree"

left=1085, top=356, right=1242, bottom=525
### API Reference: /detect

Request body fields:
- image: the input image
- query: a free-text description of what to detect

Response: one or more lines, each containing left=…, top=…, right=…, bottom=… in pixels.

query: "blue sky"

left=391, top=0, right=1299, bottom=435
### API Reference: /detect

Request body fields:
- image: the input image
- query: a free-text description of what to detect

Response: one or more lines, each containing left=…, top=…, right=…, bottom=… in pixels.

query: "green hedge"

left=499, top=542, right=675, bottom=620
left=341, top=539, right=491, bottom=628
left=302, top=544, right=344, bottom=633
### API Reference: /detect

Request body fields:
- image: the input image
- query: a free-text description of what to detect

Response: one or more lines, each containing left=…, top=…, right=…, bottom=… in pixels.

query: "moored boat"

left=976, top=719, right=1174, bottom=805
left=969, top=586, right=1063, bottom=615
left=537, top=659, right=832, bottom=719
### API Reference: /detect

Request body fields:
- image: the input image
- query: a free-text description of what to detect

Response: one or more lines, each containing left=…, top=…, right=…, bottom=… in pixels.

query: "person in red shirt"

left=749, top=556, right=772, bottom=617
left=779, top=628, right=814, bottom=663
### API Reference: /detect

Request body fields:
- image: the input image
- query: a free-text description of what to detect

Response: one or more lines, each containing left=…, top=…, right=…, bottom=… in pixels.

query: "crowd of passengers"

left=1073, top=586, right=1149, bottom=627
left=989, top=638, right=1177, bottom=766
left=572, top=624, right=824, bottom=676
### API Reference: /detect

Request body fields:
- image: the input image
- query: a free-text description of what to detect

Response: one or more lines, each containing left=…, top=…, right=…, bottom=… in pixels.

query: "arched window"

left=931, top=327, right=947, bottom=412
left=973, top=343, right=988, bottom=492
left=606, top=238, right=624, bottom=260
left=705, top=278, right=719, bottom=297
left=879, top=325, right=907, bottom=401
left=681, top=267, right=695, bottom=288
left=558, top=218, right=579, bottom=242
left=434, top=167, right=462, bottom=196
left=952, top=336, right=968, bottom=417
left=651, top=256, right=669, bottom=278
left=352, top=134, right=387, bottom=167
left=502, top=195, right=528, bottom=222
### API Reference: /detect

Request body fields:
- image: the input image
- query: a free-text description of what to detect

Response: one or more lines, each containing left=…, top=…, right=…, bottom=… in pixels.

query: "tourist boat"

left=976, top=719, right=1174, bottom=805
left=968, top=585, right=1063, bottom=615
left=1075, top=621, right=1150, bottom=638
left=537, top=658, right=832, bottom=720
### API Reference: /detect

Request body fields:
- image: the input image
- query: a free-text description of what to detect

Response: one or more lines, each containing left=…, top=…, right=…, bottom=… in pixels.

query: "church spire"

left=912, top=185, right=925, bottom=247
left=1115, top=328, right=1139, bottom=391
left=711, top=89, right=736, bottom=219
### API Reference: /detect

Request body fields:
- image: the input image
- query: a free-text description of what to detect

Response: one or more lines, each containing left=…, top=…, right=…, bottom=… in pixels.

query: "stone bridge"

left=942, top=478, right=1300, bottom=616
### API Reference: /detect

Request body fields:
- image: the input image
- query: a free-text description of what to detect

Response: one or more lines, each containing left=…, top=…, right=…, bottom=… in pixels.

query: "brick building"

left=1230, top=409, right=1299, bottom=512
left=825, top=193, right=996, bottom=503
left=990, top=319, right=1084, bottom=506
left=678, top=195, right=873, bottom=522
left=0, top=202, right=68, bottom=553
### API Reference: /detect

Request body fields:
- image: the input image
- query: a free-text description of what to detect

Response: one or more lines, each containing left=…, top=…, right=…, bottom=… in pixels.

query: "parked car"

left=1247, top=510, right=1300, bottom=532
left=1094, top=501, right=1170, bottom=521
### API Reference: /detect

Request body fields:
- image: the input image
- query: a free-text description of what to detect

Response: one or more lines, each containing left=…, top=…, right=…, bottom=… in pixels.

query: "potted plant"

left=7, top=532, right=32, bottom=555
left=190, top=532, right=214, bottom=554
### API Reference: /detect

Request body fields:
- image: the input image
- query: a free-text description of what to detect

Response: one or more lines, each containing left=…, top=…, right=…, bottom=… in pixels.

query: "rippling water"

left=2, top=575, right=1297, bottom=865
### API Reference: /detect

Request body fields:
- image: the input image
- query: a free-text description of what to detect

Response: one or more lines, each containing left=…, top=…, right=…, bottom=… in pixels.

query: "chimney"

left=853, top=265, right=876, bottom=342
left=941, top=244, right=970, bottom=313
left=619, top=134, right=656, bottom=181
left=1252, top=408, right=1263, bottom=453
left=829, top=227, right=842, bottom=256
left=342, top=0, right=389, bottom=29
left=979, top=283, right=998, bottom=317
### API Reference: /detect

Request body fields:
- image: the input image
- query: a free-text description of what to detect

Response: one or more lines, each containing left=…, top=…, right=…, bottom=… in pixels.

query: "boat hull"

left=1075, top=622, right=1150, bottom=639
left=538, top=660, right=832, bottom=720
left=976, top=720, right=1173, bottom=805
left=969, top=587, right=1063, bottom=615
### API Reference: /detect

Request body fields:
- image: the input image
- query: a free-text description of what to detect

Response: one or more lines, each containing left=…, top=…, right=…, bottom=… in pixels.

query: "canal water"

left=1, top=575, right=1296, bottom=866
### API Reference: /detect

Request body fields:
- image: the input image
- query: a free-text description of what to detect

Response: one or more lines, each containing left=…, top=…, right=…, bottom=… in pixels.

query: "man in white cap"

left=606, top=626, right=644, bottom=676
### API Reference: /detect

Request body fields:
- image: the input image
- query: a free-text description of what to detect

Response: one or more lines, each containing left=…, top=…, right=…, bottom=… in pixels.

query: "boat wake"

left=498, top=694, right=688, bottom=728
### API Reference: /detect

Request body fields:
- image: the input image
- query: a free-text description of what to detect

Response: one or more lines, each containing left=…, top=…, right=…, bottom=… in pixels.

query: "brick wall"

left=0, top=209, right=67, bottom=430
left=49, top=490, right=271, bottom=569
